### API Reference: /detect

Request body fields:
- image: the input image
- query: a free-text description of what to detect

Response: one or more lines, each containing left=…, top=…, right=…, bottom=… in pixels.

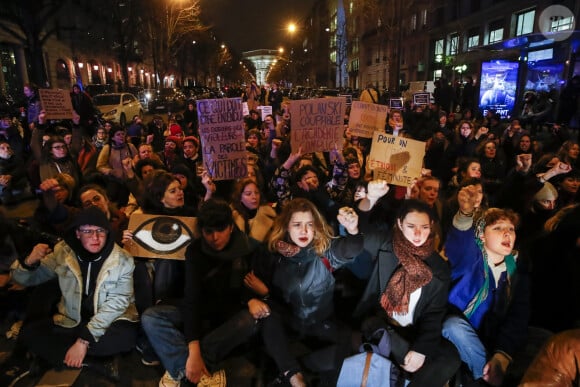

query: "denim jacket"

left=11, top=241, right=138, bottom=341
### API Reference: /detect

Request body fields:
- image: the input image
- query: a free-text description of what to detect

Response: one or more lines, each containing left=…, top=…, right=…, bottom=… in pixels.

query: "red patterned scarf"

left=380, top=228, right=433, bottom=316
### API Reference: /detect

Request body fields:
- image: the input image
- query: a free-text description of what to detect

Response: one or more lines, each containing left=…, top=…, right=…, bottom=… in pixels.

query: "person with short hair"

left=3, top=207, right=138, bottom=384
left=141, top=199, right=262, bottom=386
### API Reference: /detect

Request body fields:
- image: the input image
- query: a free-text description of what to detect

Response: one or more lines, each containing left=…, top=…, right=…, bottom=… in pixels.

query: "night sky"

left=202, top=0, right=316, bottom=53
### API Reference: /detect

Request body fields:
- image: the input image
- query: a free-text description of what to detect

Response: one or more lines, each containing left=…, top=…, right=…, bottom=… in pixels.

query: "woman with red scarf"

left=354, top=199, right=460, bottom=386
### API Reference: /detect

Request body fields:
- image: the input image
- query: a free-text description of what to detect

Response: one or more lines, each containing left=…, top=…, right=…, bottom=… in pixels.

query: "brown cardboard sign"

left=38, top=89, right=74, bottom=120
left=367, top=132, right=426, bottom=187
left=197, top=98, right=248, bottom=181
left=289, top=97, right=346, bottom=154
left=348, top=100, right=388, bottom=138
left=125, top=214, right=198, bottom=260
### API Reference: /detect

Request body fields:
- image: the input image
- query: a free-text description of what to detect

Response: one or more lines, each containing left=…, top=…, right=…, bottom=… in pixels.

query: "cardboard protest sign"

left=413, top=92, right=431, bottom=105
left=38, top=89, right=74, bottom=120
left=197, top=98, right=248, bottom=181
left=242, top=101, right=249, bottom=117
left=289, top=97, right=346, bottom=153
left=125, top=214, right=199, bottom=260
left=389, top=98, right=403, bottom=109
left=367, top=132, right=426, bottom=187
left=348, top=100, right=388, bottom=138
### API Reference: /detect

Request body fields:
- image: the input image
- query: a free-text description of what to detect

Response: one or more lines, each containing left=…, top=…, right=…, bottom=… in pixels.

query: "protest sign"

left=367, top=132, right=426, bottom=187
left=289, top=97, right=346, bottom=153
left=38, top=89, right=74, bottom=120
left=413, top=92, right=431, bottom=105
left=197, top=98, right=247, bottom=181
left=258, top=105, right=272, bottom=120
left=389, top=98, right=403, bottom=109
left=242, top=101, right=249, bottom=117
left=348, top=100, right=388, bottom=138
left=125, top=214, right=199, bottom=260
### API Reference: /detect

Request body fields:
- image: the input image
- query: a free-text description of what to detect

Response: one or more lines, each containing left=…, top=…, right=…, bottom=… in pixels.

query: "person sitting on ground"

left=4, top=207, right=138, bottom=384
left=443, top=191, right=530, bottom=387
left=141, top=199, right=262, bottom=386
left=353, top=199, right=461, bottom=386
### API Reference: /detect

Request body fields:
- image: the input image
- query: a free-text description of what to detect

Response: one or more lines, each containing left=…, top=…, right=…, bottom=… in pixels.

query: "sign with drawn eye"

left=125, top=214, right=198, bottom=260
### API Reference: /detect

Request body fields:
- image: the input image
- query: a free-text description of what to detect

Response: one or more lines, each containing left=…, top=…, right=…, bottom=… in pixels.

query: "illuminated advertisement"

left=479, top=61, right=519, bottom=119
left=525, top=62, right=565, bottom=92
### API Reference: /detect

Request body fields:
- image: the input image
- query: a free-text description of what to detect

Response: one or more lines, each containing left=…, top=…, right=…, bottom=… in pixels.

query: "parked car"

left=93, top=93, right=143, bottom=127
left=147, top=88, right=186, bottom=113
left=127, top=86, right=146, bottom=109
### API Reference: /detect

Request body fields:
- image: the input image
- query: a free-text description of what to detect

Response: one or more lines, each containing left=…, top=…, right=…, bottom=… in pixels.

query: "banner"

left=289, top=97, right=346, bottom=153
left=125, top=214, right=199, bottom=260
left=38, top=89, right=74, bottom=120
left=367, top=132, right=425, bottom=187
left=197, top=98, right=247, bottom=181
left=348, top=100, right=388, bottom=138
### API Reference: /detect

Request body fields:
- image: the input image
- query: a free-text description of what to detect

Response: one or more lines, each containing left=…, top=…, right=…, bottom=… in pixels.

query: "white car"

left=93, top=93, right=143, bottom=127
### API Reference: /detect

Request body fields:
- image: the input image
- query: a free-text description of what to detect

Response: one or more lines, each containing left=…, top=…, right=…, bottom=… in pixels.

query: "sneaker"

left=136, top=342, right=161, bottom=366
left=197, top=369, right=226, bottom=387
left=159, top=370, right=181, bottom=387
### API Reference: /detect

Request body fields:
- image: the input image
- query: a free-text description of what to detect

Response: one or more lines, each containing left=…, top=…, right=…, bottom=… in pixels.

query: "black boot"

left=82, top=355, right=120, bottom=382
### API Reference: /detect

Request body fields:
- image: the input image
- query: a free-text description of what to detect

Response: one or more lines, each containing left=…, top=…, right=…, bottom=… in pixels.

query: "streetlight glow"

left=288, top=23, right=297, bottom=33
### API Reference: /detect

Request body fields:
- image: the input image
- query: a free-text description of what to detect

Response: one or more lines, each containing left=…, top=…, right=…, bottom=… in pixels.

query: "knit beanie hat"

left=533, top=182, right=558, bottom=202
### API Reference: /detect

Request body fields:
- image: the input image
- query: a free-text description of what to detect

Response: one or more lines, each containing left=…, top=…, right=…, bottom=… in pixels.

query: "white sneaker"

left=159, top=370, right=181, bottom=387
left=197, top=369, right=226, bottom=387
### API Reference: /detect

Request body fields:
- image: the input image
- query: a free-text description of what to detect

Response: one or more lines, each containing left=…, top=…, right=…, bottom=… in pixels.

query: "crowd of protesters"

left=0, top=78, right=579, bottom=387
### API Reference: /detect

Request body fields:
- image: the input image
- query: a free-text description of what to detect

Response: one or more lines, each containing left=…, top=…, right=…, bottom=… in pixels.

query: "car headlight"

left=106, top=109, right=117, bottom=116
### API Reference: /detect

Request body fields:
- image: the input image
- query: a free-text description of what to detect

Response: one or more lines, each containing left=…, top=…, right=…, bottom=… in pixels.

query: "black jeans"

left=19, top=318, right=138, bottom=367
left=261, top=302, right=351, bottom=379
left=389, top=326, right=461, bottom=387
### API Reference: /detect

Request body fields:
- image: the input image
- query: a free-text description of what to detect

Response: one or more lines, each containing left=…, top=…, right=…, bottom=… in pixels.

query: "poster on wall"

left=478, top=61, right=519, bottom=119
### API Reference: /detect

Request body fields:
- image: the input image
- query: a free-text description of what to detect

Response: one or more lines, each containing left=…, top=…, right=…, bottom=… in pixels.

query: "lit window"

left=488, top=20, right=504, bottom=43
left=434, top=39, right=444, bottom=55
left=551, top=15, right=574, bottom=32
left=516, top=9, right=535, bottom=36
left=421, top=9, right=427, bottom=26
left=467, top=28, right=480, bottom=48
left=447, top=33, right=459, bottom=55
left=411, top=14, right=417, bottom=31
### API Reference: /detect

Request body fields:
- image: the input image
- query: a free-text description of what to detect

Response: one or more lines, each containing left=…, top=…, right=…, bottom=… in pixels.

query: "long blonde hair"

left=268, top=198, right=334, bottom=255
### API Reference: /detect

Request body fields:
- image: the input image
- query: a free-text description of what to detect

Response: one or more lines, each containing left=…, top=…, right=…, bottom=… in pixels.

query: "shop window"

left=516, top=9, right=535, bottom=36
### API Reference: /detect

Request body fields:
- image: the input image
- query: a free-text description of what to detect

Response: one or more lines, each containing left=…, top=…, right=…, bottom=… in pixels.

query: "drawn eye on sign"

left=126, top=214, right=198, bottom=260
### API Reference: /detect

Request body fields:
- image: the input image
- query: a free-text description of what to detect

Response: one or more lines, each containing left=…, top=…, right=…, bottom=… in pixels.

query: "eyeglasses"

left=78, top=228, right=108, bottom=237
left=52, top=145, right=67, bottom=150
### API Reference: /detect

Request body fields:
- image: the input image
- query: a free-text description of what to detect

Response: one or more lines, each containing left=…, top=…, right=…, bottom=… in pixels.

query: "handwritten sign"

left=339, top=94, right=353, bottom=105
left=348, top=101, right=388, bottom=138
left=289, top=97, right=346, bottom=153
left=413, top=92, right=431, bottom=105
left=38, top=89, right=74, bottom=120
left=125, top=214, right=198, bottom=260
left=197, top=98, right=247, bottom=181
left=367, top=132, right=425, bottom=187
left=258, top=105, right=272, bottom=120
left=389, top=98, right=403, bottom=109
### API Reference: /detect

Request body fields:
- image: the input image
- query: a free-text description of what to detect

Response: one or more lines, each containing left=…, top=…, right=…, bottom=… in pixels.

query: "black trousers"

left=19, top=318, right=138, bottom=367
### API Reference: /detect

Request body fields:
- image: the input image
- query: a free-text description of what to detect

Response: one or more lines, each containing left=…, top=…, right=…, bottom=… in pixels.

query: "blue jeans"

left=141, top=304, right=258, bottom=380
left=442, top=315, right=487, bottom=380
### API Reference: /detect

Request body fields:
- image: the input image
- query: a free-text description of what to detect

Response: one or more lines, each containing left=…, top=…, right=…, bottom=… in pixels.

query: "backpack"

left=337, top=328, right=400, bottom=387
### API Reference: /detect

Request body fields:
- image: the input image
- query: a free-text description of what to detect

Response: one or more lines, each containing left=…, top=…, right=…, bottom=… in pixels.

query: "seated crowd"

left=0, top=95, right=579, bottom=387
